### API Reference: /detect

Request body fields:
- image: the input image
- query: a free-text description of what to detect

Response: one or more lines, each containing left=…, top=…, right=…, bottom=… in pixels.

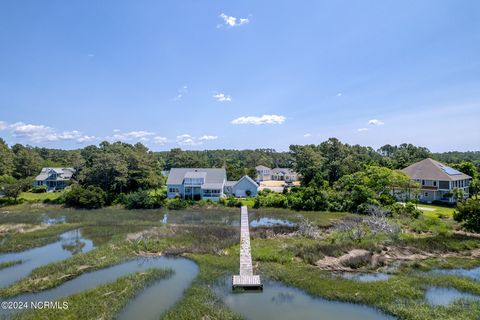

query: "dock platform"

left=232, top=206, right=263, bottom=291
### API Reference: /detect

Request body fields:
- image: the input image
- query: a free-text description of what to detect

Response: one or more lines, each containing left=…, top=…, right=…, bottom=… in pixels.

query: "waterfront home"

left=401, top=158, right=471, bottom=203
left=166, top=168, right=258, bottom=201
left=33, top=167, right=75, bottom=191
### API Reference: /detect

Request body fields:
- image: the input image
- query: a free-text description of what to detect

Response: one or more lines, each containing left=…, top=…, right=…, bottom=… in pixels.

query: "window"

left=422, top=180, right=425, bottom=185
left=185, top=187, right=191, bottom=192
left=169, top=187, right=179, bottom=193
left=425, top=192, right=429, bottom=197
left=433, top=181, right=437, bottom=187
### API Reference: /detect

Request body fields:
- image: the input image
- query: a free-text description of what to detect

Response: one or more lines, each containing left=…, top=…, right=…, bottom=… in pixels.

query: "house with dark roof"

left=33, top=168, right=75, bottom=191
left=166, top=168, right=258, bottom=201
left=401, top=158, right=471, bottom=203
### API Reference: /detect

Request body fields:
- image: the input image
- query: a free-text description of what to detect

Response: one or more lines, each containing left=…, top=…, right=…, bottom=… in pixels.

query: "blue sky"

left=0, top=0, right=479, bottom=152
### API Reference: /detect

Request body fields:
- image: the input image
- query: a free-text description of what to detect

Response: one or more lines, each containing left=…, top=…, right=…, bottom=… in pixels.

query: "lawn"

left=19, top=191, right=64, bottom=202
left=416, top=203, right=455, bottom=219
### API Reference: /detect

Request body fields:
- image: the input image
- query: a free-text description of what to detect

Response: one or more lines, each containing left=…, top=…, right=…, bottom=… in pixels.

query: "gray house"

left=166, top=168, right=258, bottom=201
left=225, top=175, right=259, bottom=197
left=33, top=168, right=76, bottom=191
left=401, top=158, right=471, bottom=203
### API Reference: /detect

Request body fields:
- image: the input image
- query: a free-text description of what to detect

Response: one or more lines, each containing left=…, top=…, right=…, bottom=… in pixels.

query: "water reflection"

left=425, top=287, right=480, bottom=306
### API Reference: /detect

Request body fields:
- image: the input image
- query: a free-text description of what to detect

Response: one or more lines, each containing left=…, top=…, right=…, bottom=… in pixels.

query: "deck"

left=232, top=206, right=263, bottom=291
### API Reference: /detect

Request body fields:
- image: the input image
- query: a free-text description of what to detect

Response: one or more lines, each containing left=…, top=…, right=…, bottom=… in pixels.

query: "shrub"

left=123, top=190, right=165, bottom=209
left=166, top=198, right=189, bottom=210
left=31, top=186, right=47, bottom=193
left=63, top=184, right=106, bottom=209
left=454, top=198, right=480, bottom=232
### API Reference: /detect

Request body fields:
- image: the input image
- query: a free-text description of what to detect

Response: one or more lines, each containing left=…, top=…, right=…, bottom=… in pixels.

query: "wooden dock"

left=232, top=206, right=263, bottom=291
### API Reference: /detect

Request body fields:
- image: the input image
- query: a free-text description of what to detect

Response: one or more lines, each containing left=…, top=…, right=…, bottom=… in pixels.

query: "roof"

left=166, top=168, right=226, bottom=185
left=35, top=168, right=75, bottom=181
left=236, top=175, right=258, bottom=186
left=255, top=165, right=271, bottom=171
left=271, top=167, right=296, bottom=175
left=184, top=171, right=207, bottom=179
left=225, top=181, right=237, bottom=187
left=201, top=183, right=224, bottom=190
left=401, top=158, right=471, bottom=181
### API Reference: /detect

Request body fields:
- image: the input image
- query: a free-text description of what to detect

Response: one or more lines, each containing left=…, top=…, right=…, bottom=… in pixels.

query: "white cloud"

left=176, top=134, right=201, bottom=146
left=153, top=136, right=168, bottom=145
left=368, top=119, right=385, bottom=126
left=8, top=122, right=95, bottom=143
left=173, top=85, right=188, bottom=101
left=357, top=128, right=369, bottom=132
left=113, top=129, right=121, bottom=133
left=212, top=93, right=232, bottom=102
left=337, top=93, right=342, bottom=97
left=87, top=53, right=94, bottom=58
left=199, top=135, right=218, bottom=141
left=218, top=13, right=250, bottom=28
left=0, top=121, right=8, bottom=130
left=176, top=134, right=218, bottom=146
left=112, top=131, right=155, bottom=142
left=303, top=133, right=311, bottom=137
left=231, top=114, right=286, bottom=125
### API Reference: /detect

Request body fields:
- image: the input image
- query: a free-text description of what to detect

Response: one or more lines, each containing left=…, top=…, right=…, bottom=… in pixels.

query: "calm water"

left=0, top=257, right=198, bottom=319
left=0, top=229, right=94, bottom=288
left=337, top=272, right=391, bottom=282
left=429, top=267, right=480, bottom=281
left=159, top=209, right=296, bottom=227
left=216, top=279, right=395, bottom=320
left=425, top=287, right=480, bottom=305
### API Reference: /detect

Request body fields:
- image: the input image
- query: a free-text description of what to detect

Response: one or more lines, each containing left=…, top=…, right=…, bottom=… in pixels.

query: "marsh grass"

left=0, top=224, right=80, bottom=253
left=14, top=268, right=174, bottom=320
left=0, top=259, right=21, bottom=270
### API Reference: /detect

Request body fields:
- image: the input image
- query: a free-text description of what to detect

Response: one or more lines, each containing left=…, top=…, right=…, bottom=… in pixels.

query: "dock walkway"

left=232, top=206, right=262, bottom=290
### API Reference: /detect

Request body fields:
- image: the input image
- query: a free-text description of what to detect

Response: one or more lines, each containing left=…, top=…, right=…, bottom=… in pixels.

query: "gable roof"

left=35, top=168, right=75, bottom=181
left=271, top=167, right=296, bottom=175
left=235, top=175, right=258, bottom=186
left=256, top=165, right=271, bottom=171
left=166, top=168, right=226, bottom=185
left=401, top=158, right=471, bottom=181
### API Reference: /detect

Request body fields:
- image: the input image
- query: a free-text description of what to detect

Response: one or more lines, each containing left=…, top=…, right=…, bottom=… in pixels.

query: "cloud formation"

left=368, top=119, right=385, bottom=126
left=0, top=121, right=7, bottom=130
left=6, top=121, right=95, bottom=143
left=357, top=128, right=369, bottom=132
left=212, top=93, right=232, bottom=102
left=154, top=136, right=168, bottom=145
left=304, top=133, right=311, bottom=137
left=199, top=135, right=218, bottom=141
left=111, top=130, right=155, bottom=142
left=231, top=114, right=286, bottom=125
left=218, top=13, right=250, bottom=28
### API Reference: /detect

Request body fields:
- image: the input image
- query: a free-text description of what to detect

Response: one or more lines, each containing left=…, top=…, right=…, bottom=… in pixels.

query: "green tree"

left=0, top=138, right=14, bottom=176
left=12, top=146, right=43, bottom=179
left=453, top=198, right=480, bottom=232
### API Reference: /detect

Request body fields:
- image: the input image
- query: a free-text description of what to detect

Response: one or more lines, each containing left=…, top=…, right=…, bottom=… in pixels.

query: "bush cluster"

left=63, top=184, right=106, bottom=209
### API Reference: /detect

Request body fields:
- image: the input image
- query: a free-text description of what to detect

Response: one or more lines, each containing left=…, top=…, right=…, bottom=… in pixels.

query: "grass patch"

left=417, top=204, right=455, bottom=219
left=19, top=191, right=64, bottom=203
left=15, top=268, right=173, bottom=320
left=0, top=260, right=22, bottom=270
left=0, top=224, right=79, bottom=253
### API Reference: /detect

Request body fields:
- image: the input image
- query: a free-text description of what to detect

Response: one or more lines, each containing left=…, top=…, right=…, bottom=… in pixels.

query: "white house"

left=401, top=158, right=471, bottom=203
left=255, top=165, right=299, bottom=183
left=166, top=168, right=258, bottom=201
left=33, top=168, right=75, bottom=191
